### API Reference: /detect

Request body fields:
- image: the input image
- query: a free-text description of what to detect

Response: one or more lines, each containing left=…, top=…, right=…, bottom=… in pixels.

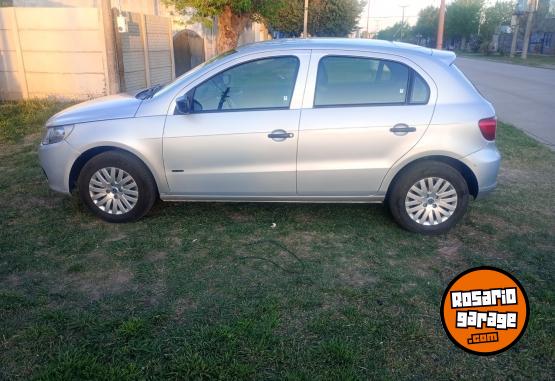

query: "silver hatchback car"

left=39, top=39, right=500, bottom=234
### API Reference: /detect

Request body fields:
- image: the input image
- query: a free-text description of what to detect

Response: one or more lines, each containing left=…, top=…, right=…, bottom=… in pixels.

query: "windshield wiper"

left=136, top=84, right=163, bottom=100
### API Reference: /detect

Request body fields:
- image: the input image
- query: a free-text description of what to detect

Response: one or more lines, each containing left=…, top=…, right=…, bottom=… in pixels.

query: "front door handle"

left=390, top=124, right=416, bottom=134
left=268, top=129, right=294, bottom=141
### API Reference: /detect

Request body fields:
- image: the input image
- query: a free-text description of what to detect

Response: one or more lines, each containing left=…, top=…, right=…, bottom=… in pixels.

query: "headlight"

left=41, top=125, right=74, bottom=145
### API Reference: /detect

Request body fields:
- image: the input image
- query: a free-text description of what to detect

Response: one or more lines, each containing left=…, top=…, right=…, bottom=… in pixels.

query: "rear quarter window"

left=409, top=72, right=430, bottom=104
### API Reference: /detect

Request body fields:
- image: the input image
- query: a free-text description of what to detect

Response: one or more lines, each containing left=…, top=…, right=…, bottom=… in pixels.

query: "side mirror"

left=175, top=93, right=192, bottom=115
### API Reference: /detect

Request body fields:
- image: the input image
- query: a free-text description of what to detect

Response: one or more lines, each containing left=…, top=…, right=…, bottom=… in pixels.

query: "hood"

left=46, top=93, right=142, bottom=127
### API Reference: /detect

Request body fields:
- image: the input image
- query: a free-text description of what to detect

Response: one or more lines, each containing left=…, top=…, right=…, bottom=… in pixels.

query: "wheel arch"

left=384, top=155, right=479, bottom=200
left=69, top=146, right=162, bottom=194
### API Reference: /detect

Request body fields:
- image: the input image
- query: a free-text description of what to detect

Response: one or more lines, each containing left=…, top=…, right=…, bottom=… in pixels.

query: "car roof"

left=236, top=38, right=456, bottom=65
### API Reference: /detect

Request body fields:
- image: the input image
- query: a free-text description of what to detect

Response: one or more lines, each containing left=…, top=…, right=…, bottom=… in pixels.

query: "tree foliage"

left=268, top=0, right=364, bottom=37
left=309, top=0, right=365, bottom=37
left=413, top=6, right=438, bottom=41
left=265, top=0, right=304, bottom=36
left=166, top=0, right=282, bottom=25
left=380, top=0, right=515, bottom=49
left=479, top=1, right=515, bottom=41
left=445, top=0, right=484, bottom=41
left=376, top=21, right=411, bottom=41
left=165, top=0, right=284, bottom=52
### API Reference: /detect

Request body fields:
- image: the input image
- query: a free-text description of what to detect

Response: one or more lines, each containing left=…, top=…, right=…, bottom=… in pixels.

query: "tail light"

left=478, top=117, right=497, bottom=141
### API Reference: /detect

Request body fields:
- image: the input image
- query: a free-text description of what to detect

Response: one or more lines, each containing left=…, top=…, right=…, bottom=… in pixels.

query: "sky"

left=359, top=0, right=499, bottom=34
left=359, top=0, right=439, bottom=34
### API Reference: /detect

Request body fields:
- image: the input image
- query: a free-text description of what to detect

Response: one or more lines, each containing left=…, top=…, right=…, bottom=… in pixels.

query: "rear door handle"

left=390, top=124, right=416, bottom=134
left=268, top=129, right=294, bottom=141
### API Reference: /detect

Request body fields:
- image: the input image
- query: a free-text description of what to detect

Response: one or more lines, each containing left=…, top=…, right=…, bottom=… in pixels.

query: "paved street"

left=456, top=57, right=555, bottom=148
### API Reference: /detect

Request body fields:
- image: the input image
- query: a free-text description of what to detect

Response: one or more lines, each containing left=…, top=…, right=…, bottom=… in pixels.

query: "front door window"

left=192, top=56, right=300, bottom=112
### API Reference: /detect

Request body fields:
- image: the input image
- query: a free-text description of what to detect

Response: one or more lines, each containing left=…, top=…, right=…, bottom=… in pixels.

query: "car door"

left=297, top=50, right=437, bottom=197
left=163, top=51, right=309, bottom=197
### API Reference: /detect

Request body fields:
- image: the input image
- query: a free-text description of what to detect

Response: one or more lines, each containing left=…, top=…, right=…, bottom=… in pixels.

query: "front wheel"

left=388, top=161, right=469, bottom=235
left=77, top=151, right=157, bottom=222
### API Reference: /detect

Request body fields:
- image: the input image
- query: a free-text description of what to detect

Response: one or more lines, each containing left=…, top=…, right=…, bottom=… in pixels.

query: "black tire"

left=387, top=161, right=469, bottom=235
left=77, top=151, right=157, bottom=222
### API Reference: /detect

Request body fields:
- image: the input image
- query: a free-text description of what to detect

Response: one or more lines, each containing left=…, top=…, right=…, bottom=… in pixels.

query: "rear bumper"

left=38, top=141, right=79, bottom=195
left=461, top=143, right=501, bottom=199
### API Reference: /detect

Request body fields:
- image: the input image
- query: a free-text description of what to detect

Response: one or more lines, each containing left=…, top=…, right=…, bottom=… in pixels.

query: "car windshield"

left=134, top=49, right=237, bottom=100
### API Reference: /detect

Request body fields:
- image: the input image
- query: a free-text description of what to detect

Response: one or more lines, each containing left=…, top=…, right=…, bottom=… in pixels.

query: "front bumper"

left=38, top=140, right=80, bottom=195
left=461, top=143, right=501, bottom=199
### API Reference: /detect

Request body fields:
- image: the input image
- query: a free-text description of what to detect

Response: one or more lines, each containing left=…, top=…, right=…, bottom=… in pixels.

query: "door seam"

left=295, top=50, right=313, bottom=195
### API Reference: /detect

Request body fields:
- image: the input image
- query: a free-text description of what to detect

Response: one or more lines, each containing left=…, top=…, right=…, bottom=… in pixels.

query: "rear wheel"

left=388, top=161, right=469, bottom=235
left=78, top=151, right=157, bottom=222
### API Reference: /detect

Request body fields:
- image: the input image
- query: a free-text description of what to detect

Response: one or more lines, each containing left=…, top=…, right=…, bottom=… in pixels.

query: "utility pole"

left=436, top=0, right=446, bottom=50
left=366, top=0, right=371, bottom=38
left=303, top=0, right=309, bottom=38
left=521, top=0, right=537, bottom=59
left=510, top=15, right=520, bottom=58
left=400, top=5, right=408, bottom=41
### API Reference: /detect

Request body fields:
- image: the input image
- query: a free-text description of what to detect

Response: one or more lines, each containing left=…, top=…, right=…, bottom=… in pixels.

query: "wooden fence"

left=115, top=11, right=174, bottom=93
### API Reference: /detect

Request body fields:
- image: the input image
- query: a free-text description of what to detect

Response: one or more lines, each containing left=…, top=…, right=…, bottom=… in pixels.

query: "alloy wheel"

left=404, top=177, right=458, bottom=226
left=88, top=167, right=138, bottom=215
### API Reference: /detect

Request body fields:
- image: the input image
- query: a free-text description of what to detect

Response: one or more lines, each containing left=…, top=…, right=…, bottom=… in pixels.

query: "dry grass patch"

left=65, top=268, right=135, bottom=301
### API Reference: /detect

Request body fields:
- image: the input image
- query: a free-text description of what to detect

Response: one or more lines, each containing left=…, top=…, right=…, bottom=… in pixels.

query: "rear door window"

left=315, top=56, right=410, bottom=107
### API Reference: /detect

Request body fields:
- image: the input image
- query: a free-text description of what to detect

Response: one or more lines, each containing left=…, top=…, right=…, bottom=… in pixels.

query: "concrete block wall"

left=0, top=7, right=108, bottom=100
left=0, top=1, right=269, bottom=100
left=0, top=5, right=175, bottom=100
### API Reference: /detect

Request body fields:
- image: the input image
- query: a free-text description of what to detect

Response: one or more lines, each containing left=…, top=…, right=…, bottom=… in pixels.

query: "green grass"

left=0, top=99, right=70, bottom=144
left=458, top=52, right=555, bottom=69
left=0, top=100, right=554, bottom=380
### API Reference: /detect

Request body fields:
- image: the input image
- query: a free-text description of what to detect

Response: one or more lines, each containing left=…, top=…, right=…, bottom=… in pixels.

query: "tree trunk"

left=217, top=5, right=249, bottom=54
